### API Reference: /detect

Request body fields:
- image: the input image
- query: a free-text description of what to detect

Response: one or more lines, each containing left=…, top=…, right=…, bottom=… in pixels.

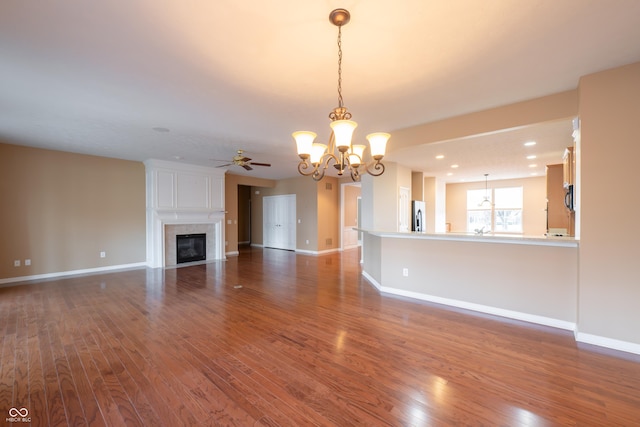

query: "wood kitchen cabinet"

left=546, top=164, right=574, bottom=235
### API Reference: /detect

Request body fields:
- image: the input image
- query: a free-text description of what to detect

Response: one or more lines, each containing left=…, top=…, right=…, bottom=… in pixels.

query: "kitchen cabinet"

left=546, top=164, right=574, bottom=236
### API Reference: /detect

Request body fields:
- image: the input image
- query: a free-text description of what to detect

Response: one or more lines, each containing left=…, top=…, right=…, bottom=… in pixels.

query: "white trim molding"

left=144, top=160, right=226, bottom=268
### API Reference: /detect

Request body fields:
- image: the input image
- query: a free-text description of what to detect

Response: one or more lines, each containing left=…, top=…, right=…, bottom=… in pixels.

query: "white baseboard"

left=361, top=271, right=575, bottom=331
left=225, top=251, right=240, bottom=257
left=576, top=332, right=640, bottom=356
left=0, top=262, right=148, bottom=286
left=296, top=248, right=341, bottom=256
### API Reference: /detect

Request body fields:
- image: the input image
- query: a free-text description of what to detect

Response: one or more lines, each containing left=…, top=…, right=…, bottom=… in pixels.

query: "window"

left=467, top=186, right=523, bottom=233
left=494, top=187, right=523, bottom=233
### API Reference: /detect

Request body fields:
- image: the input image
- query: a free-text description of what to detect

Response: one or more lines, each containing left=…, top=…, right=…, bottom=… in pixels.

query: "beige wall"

left=445, top=176, right=547, bottom=235
left=0, top=143, right=146, bottom=280
left=250, top=176, right=339, bottom=252
left=377, top=236, right=578, bottom=324
left=577, top=61, right=640, bottom=344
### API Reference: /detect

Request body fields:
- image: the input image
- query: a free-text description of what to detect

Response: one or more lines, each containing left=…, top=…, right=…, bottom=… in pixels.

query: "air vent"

left=326, top=238, right=333, bottom=246
left=325, top=183, right=333, bottom=190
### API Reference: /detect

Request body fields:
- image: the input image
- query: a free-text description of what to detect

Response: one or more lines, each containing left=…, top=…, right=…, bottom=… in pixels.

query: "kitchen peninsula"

left=361, top=230, right=579, bottom=332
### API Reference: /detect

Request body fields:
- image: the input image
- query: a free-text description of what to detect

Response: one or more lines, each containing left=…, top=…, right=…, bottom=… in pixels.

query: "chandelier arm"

left=312, top=168, right=326, bottom=181
left=362, top=160, right=385, bottom=177
left=322, top=152, right=339, bottom=167
left=297, top=160, right=320, bottom=177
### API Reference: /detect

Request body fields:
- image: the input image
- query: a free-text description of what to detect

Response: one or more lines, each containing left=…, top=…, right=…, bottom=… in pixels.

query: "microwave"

left=564, top=184, right=574, bottom=212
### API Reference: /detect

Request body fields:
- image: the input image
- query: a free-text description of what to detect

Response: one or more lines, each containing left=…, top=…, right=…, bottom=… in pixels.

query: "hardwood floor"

left=1, top=246, right=640, bottom=426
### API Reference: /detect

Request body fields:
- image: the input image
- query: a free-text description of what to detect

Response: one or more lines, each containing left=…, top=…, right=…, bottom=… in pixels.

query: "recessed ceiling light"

left=451, top=164, right=459, bottom=168
left=435, top=155, right=445, bottom=159
left=173, top=156, right=183, bottom=160
left=447, top=172, right=453, bottom=176
left=528, top=164, right=537, bottom=168
left=524, top=141, right=536, bottom=146
left=530, top=172, right=539, bottom=176
left=526, top=155, right=537, bottom=160
left=152, top=127, right=171, bottom=133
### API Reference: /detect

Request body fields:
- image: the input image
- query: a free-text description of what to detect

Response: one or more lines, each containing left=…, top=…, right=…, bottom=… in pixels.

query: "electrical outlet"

left=25, top=259, right=31, bottom=266
left=402, top=268, right=409, bottom=277
left=100, top=251, right=106, bottom=258
left=14, top=260, right=21, bottom=267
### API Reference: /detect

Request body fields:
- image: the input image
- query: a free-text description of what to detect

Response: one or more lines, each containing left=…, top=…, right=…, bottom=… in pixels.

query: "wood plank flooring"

left=1, top=246, right=640, bottom=426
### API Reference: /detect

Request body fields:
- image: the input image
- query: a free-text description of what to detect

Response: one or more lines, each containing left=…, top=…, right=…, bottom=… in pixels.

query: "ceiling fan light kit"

left=293, top=8, right=390, bottom=182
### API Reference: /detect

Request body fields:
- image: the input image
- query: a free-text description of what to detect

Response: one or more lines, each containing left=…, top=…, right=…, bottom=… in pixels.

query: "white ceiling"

left=1, top=1, right=639, bottom=182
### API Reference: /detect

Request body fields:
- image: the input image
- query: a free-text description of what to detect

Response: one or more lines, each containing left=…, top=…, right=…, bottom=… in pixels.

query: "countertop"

left=357, top=229, right=579, bottom=247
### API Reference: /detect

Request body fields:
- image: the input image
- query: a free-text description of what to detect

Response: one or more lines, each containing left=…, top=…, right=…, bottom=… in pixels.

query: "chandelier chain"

left=337, top=25, right=343, bottom=109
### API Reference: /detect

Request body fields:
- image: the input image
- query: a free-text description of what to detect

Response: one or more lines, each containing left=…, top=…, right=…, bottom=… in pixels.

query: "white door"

left=399, top=187, right=410, bottom=232
left=263, top=195, right=296, bottom=250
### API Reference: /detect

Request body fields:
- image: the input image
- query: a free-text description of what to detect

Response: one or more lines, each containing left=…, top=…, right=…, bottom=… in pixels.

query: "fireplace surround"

left=145, top=159, right=225, bottom=268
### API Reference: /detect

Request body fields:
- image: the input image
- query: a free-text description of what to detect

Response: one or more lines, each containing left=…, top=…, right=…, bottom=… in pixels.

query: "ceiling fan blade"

left=240, top=157, right=252, bottom=162
left=249, top=162, right=271, bottom=167
left=242, top=165, right=253, bottom=171
left=215, top=163, right=233, bottom=168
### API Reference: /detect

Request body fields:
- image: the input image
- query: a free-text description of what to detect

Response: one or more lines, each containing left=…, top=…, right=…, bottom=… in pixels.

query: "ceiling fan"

left=212, top=150, right=271, bottom=171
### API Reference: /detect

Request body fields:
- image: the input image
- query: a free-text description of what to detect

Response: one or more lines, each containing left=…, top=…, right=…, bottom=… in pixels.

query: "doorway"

left=238, top=185, right=252, bottom=246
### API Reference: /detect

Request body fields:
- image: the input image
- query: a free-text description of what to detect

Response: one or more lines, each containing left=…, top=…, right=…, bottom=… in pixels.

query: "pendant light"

left=479, top=173, right=493, bottom=206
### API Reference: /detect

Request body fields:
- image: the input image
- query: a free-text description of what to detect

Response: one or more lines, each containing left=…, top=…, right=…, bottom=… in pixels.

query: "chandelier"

left=293, top=8, right=390, bottom=182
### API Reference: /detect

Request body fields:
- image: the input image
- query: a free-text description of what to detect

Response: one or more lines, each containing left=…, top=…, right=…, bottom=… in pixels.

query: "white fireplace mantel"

left=144, top=159, right=226, bottom=268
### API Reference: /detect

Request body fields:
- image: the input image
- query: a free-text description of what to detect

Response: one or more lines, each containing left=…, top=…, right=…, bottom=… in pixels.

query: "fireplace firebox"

left=176, top=233, right=206, bottom=264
